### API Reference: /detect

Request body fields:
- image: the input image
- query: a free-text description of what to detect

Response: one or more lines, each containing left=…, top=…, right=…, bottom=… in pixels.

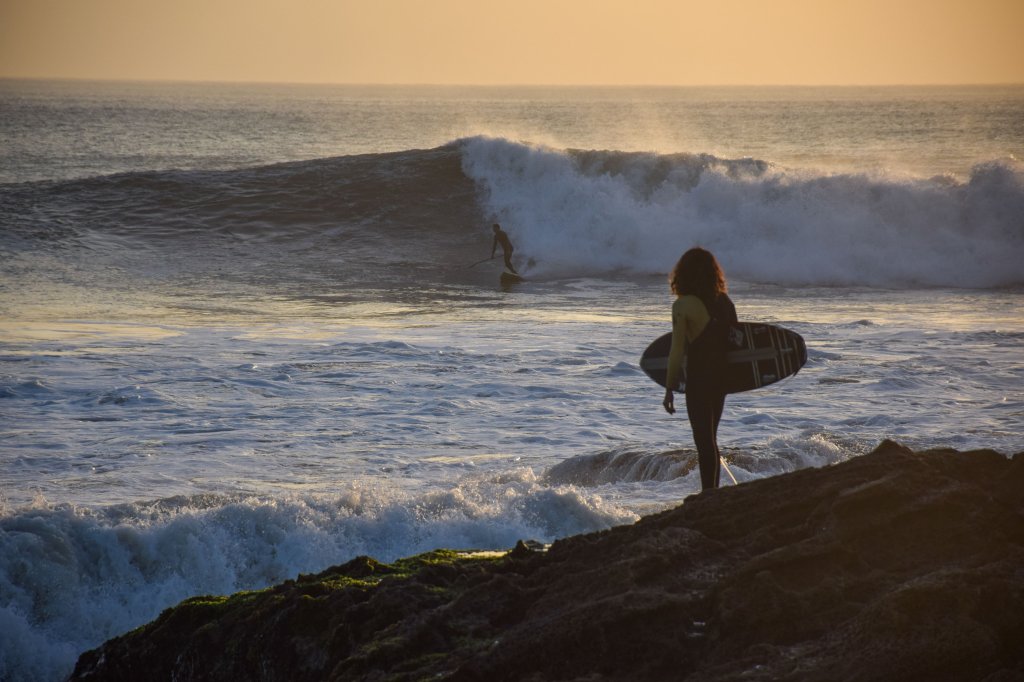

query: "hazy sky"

left=2, top=0, right=1022, bottom=85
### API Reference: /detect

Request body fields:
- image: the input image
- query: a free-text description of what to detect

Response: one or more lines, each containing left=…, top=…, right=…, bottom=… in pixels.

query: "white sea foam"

left=0, top=473, right=635, bottom=682
left=461, top=136, right=1024, bottom=288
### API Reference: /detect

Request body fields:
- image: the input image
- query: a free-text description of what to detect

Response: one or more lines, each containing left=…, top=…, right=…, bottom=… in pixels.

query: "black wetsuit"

left=684, top=293, right=738, bottom=490
left=492, top=229, right=517, bottom=274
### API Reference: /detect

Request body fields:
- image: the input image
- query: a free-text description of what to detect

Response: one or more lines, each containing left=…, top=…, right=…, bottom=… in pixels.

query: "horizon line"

left=2, top=75, right=1023, bottom=89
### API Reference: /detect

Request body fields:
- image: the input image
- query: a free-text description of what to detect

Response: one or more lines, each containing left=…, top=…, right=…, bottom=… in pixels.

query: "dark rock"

left=70, top=441, right=1024, bottom=681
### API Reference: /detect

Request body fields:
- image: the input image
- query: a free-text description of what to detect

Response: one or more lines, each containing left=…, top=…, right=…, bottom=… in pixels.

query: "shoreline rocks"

left=70, top=441, right=1024, bottom=681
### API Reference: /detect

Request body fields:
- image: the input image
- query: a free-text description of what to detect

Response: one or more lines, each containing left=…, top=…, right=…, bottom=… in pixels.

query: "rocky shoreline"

left=70, top=441, right=1024, bottom=681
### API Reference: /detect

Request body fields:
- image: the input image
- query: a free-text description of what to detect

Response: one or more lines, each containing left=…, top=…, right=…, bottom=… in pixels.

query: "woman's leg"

left=686, top=389, right=726, bottom=490
left=710, top=392, right=726, bottom=487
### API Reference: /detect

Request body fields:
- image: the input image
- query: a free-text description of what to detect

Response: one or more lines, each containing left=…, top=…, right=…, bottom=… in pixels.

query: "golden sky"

left=1, top=0, right=1022, bottom=85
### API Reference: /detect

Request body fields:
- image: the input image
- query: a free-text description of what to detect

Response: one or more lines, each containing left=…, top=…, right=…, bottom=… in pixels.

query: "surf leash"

left=720, top=456, right=739, bottom=485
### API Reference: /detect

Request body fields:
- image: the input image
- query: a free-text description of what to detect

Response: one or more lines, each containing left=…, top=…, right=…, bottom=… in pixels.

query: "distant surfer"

left=490, top=223, right=518, bottom=274
left=662, top=247, right=738, bottom=490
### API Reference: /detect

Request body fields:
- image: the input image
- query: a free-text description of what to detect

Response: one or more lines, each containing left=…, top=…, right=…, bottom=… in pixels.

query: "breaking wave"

left=2, top=138, right=1021, bottom=289
left=461, top=137, right=1024, bottom=288
left=0, top=473, right=634, bottom=681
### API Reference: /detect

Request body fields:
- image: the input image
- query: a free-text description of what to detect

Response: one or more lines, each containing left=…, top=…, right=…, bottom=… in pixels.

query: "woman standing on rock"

left=662, top=247, right=738, bottom=490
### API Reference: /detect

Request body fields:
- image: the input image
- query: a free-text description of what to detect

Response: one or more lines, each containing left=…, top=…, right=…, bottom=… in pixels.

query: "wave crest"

left=545, top=448, right=698, bottom=486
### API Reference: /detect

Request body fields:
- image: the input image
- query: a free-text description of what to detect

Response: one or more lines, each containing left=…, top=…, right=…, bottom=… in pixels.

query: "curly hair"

left=669, top=247, right=728, bottom=309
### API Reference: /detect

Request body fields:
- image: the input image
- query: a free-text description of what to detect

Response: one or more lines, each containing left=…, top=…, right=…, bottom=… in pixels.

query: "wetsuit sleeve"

left=666, top=296, right=712, bottom=391
left=666, top=298, right=688, bottom=391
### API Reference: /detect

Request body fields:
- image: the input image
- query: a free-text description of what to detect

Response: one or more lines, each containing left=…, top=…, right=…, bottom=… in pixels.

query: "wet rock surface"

left=71, top=441, right=1024, bottom=681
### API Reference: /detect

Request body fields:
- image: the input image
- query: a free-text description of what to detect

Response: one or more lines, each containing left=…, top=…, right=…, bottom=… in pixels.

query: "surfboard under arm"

left=639, top=322, right=807, bottom=395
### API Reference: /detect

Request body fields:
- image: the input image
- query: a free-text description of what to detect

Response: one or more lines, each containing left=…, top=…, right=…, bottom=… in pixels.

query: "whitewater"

left=1, top=81, right=1023, bottom=681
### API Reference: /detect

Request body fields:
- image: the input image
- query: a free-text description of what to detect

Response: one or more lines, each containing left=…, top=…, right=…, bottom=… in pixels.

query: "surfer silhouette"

left=662, top=247, right=738, bottom=491
left=490, top=223, right=518, bottom=274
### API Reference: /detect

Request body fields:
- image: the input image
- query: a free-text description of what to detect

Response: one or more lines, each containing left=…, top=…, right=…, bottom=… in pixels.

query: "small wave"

left=724, top=433, right=859, bottom=478
left=544, top=434, right=863, bottom=490
left=0, top=378, right=53, bottom=397
left=83, top=384, right=169, bottom=407
left=545, top=448, right=698, bottom=486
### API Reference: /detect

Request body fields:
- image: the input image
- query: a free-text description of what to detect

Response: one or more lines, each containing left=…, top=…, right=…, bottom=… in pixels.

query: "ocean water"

left=1, top=80, right=1023, bottom=681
